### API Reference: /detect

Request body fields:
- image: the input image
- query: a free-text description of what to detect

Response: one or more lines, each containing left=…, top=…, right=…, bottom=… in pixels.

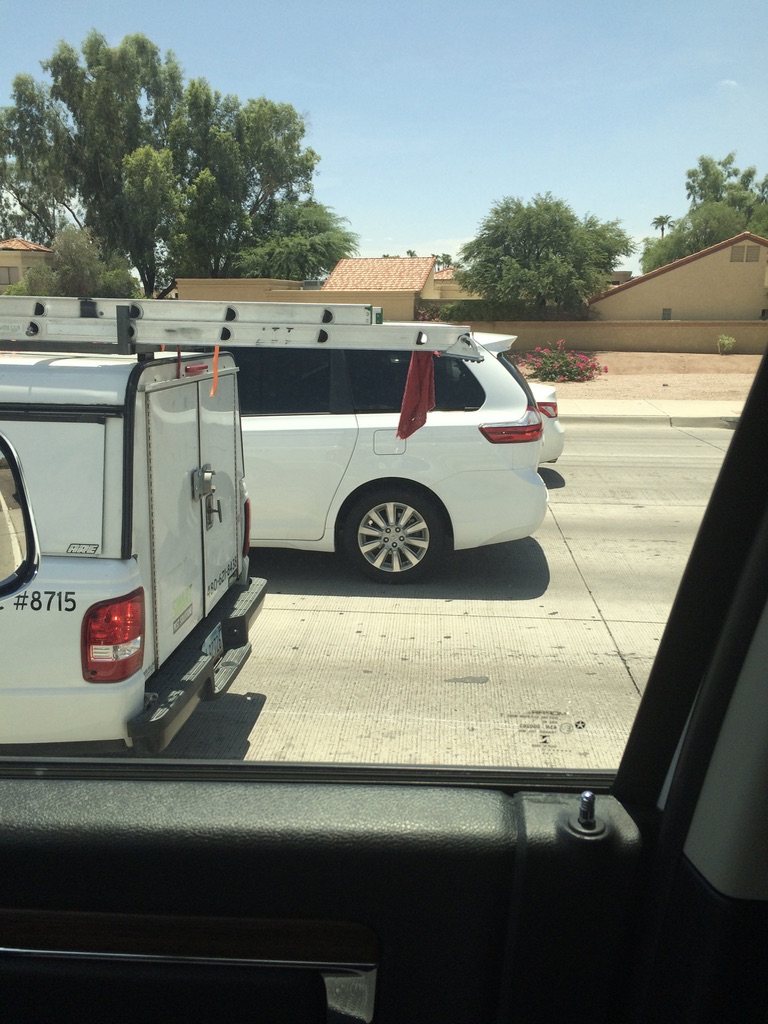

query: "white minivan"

left=232, top=332, right=550, bottom=582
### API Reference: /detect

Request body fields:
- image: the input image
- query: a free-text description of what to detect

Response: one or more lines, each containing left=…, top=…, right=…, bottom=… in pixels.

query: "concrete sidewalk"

left=557, top=397, right=743, bottom=428
left=549, top=351, right=761, bottom=427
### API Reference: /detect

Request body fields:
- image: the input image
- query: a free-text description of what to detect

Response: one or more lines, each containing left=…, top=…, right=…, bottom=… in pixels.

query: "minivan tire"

left=341, top=486, right=447, bottom=582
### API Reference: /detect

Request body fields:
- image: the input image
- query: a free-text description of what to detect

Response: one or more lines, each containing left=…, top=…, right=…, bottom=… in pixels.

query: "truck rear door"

left=143, top=360, right=242, bottom=667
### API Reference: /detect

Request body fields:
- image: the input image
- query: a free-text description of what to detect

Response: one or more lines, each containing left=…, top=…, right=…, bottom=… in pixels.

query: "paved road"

left=162, top=423, right=734, bottom=768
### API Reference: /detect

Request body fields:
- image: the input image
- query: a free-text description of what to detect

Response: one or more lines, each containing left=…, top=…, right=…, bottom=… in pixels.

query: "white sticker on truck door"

left=172, top=585, right=194, bottom=634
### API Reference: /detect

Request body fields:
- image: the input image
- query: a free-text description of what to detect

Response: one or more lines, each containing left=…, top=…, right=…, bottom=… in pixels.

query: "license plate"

left=202, top=622, right=223, bottom=661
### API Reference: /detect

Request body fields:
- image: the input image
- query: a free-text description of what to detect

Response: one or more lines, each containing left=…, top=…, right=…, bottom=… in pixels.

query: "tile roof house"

left=590, top=232, right=768, bottom=321
left=322, top=257, right=437, bottom=294
left=0, top=237, right=53, bottom=252
left=320, top=257, right=479, bottom=316
left=432, top=265, right=479, bottom=302
left=177, top=259, right=443, bottom=318
left=0, top=238, right=54, bottom=294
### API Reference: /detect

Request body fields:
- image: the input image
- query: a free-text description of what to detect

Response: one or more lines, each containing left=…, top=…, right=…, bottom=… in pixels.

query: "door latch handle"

left=192, top=463, right=216, bottom=502
left=205, top=494, right=223, bottom=529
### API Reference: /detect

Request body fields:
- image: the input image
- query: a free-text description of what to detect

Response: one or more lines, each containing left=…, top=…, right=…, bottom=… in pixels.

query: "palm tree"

left=651, top=215, right=673, bottom=239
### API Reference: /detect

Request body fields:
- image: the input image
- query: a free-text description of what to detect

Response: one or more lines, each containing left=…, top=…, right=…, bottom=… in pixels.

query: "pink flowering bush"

left=515, top=340, right=607, bottom=383
left=416, top=305, right=446, bottom=322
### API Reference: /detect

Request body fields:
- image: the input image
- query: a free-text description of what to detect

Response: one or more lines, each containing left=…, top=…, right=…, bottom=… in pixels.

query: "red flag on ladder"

left=396, top=351, right=436, bottom=439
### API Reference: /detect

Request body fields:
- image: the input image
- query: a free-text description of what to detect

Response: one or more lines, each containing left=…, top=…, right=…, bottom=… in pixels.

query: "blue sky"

left=2, top=0, right=767, bottom=273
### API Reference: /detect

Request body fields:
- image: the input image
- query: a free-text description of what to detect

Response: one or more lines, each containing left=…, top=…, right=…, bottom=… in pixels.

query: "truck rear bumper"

left=128, top=577, right=267, bottom=756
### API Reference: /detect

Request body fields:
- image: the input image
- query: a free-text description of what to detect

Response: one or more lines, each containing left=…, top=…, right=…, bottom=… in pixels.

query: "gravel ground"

left=528, top=352, right=763, bottom=401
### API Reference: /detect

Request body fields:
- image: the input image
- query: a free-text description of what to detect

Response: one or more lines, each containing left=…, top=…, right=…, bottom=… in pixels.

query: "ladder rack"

left=0, top=296, right=484, bottom=361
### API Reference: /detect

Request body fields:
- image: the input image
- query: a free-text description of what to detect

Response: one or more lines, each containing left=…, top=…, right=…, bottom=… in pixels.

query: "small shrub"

left=416, top=305, right=447, bottom=322
left=514, top=340, right=607, bottom=383
left=717, top=334, right=736, bottom=355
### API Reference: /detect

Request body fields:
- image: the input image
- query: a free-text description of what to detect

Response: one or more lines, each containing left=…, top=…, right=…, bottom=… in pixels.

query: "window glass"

left=346, top=350, right=485, bottom=412
left=1, top=331, right=742, bottom=772
left=232, top=348, right=332, bottom=414
left=496, top=352, right=538, bottom=406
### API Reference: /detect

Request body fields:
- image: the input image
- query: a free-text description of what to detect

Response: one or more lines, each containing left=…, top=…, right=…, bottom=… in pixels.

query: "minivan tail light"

left=82, top=588, right=145, bottom=683
left=537, top=401, right=558, bottom=419
left=479, top=405, right=543, bottom=444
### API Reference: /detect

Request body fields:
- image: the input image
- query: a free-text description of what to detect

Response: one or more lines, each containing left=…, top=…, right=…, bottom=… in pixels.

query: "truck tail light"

left=537, top=400, right=558, bottom=419
left=243, top=497, right=251, bottom=558
left=479, top=405, right=543, bottom=444
left=82, top=588, right=145, bottom=683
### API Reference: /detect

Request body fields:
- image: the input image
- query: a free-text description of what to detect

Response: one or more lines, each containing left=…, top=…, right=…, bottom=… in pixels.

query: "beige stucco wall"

left=592, top=243, right=768, bottom=321
left=419, top=268, right=440, bottom=300
left=175, top=279, right=420, bottom=321
left=171, top=278, right=768, bottom=354
left=298, top=289, right=418, bottom=321
left=433, top=279, right=480, bottom=301
left=175, top=278, right=303, bottom=301
left=467, top=320, right=768, bottom=355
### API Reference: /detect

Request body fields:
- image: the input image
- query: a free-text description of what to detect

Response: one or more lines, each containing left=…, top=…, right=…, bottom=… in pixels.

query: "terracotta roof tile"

left=323, top=257, right=436, bottom=292
left=0, top=237, right=53, bottom=252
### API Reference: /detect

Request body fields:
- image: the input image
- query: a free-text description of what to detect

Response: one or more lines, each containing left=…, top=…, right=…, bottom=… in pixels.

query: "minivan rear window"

left=346, top=351, right=485, bottom=412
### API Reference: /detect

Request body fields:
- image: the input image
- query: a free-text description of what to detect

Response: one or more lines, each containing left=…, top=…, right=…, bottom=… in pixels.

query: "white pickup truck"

left=0, top=297, right=266, bottom=755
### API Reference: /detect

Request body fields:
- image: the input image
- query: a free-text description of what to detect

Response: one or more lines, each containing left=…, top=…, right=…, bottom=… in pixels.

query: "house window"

left=746, top=246, right=760, bottom=262
left=731, top=246, right=745, bottom=262
left=0, top=267, right=20, bottom=285
left=661, top=308, right=672, bottom=320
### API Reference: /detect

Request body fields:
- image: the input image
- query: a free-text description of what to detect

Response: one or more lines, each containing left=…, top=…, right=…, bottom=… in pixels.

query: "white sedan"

left=530, top=381, right=565, bottom=463
left=473, top=334, right=565, bottom=465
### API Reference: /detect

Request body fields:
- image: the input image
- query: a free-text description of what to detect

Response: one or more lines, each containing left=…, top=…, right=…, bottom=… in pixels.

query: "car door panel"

left=243, top=414, right=357, bottom=541
left=234, top=347, right=357, bottom=543
left=0, top=779, right=642, bottom=1024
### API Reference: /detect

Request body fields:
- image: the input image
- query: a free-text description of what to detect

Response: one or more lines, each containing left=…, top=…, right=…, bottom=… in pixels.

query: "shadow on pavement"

left=250, top=536, right=550, bottom=602
left=158, top=692, right=267, bottom=760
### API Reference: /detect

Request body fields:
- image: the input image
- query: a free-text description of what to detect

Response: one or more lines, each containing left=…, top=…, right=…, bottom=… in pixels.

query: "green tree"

left=1, top=31, right=331, bottom=294
left=685, top=152, right=768, bottom=217
left=651, top=215, right=673, bottom=239
left=3, top=224, right=138, bottom=297
left=641, top=203, right=744, bottom=273
left=641, top=153, right=768, bottom=273
left=457, top=194, right=634, bottom=319
left=234, top=201, right=358, bottom=280
left=1, top=32, right=183, bottom=294
left=167, top=81, right=320, bottom=278
left=0, top=73, right=81, bottom=242
left=122, top=145, right=179, bottom=292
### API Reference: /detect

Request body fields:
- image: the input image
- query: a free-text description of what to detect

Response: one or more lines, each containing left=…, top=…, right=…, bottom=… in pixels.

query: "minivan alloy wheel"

left=341, top=487, right=446, bottom=581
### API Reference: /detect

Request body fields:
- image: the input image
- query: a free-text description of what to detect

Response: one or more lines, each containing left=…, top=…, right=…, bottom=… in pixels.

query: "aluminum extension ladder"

left=0, top=296, right=484, bottom=361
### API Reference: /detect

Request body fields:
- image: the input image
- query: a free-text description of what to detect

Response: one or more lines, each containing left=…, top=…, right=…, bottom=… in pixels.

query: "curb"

left=559, top=412, right=740, bottom=429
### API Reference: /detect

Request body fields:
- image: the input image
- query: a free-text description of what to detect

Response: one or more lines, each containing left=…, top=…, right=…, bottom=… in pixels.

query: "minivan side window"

left=345, top=351, right=485, bottom=412
left=232, top=348, right=333, bottom=414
